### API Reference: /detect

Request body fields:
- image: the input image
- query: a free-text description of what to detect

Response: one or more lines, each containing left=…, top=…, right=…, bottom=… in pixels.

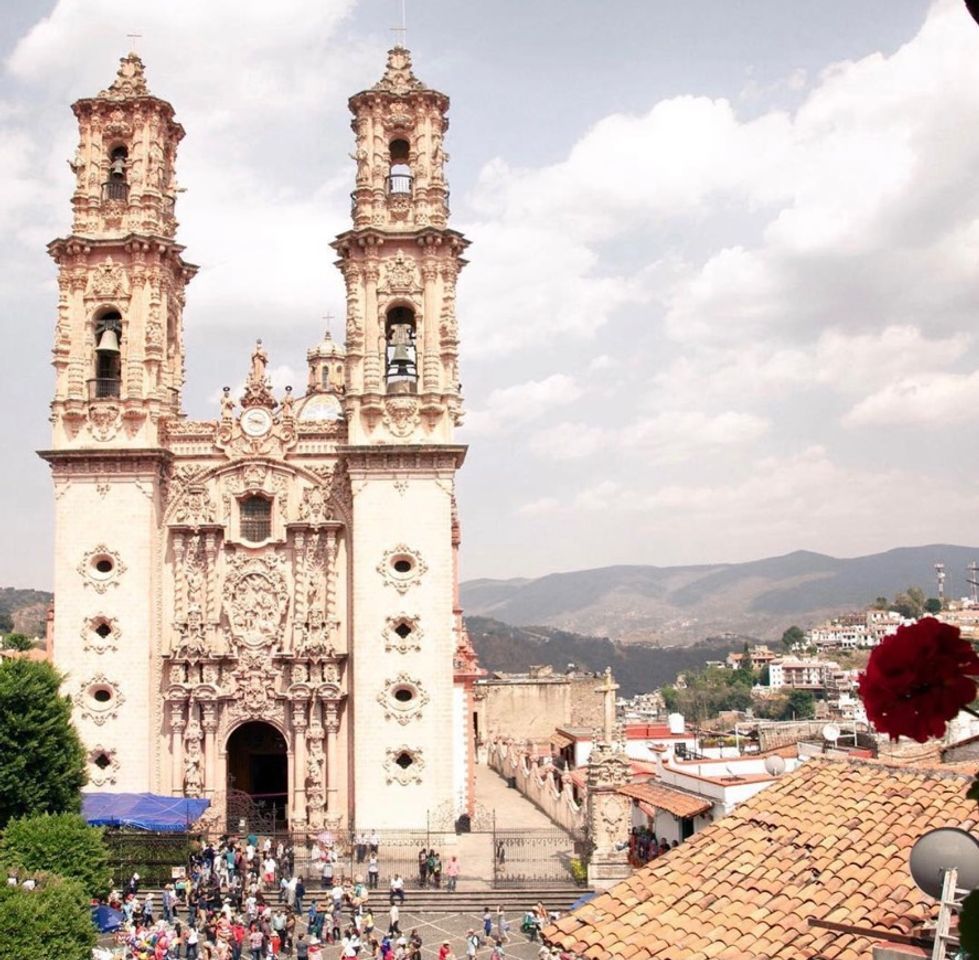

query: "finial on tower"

left=391, top=0, right=408, bottom=49
left=99, top=51, right=150, bottom=100
left=373, top=44, right=426, bottom=95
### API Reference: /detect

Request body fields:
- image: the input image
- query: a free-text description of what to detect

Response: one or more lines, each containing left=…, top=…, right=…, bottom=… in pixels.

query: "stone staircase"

left=139, top=884, right=592, bottom=917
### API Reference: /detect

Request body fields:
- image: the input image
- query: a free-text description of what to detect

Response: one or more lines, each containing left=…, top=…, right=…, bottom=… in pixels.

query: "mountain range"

left=460, top=544, right=979, bottom=645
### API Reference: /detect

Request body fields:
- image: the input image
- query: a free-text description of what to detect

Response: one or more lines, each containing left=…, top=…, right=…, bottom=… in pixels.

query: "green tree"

left=661, top=686, right=679, bottom=713
left=781, top=626, right=805, bottom=650
left=0, top=875, right=95, bottom=960
left=785, top=689, right=816, bottom=720
left=0, top=610, right=12, bottom=634
left=1, top=633, right=32, bottom=652
left=0, top=660, right=86, bottom=827
left=0, top=814, right=109, bottom=897
left=872, top=596, right=889, bottom=610
left=892, top=586, right=926, bottom=619
left=924, top=597, right=943, bottom=615
left=757, top=664, right=770, bottom=686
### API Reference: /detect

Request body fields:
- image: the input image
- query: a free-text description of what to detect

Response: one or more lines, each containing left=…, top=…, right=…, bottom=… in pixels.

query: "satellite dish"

left=822, top=723, right=841, bottom=743
left=764, top=755, right=786, bottom=776
left=910, top=828, right=979, bottom=900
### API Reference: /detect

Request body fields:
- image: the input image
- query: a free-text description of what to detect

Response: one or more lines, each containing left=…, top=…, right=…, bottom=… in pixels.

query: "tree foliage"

left=0, top=875, right=95, bottom=960
left=0, top=660, right=86, bottom=827
left=1, top=633, right=33, bottom=651
left=0, top=814, right=110, bottom=896
left=781, top=626, right=805, bottom=650
left=924, top=597, right=943, bottom=615
left=0, top=611, right=12, bottom=634
left=890, top=586, right=926, bottom=620
left=661, top=667, right=754, bottom=722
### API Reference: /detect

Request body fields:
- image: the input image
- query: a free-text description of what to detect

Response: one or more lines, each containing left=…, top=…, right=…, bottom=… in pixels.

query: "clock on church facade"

left=39, top=47, right=481, bottom=832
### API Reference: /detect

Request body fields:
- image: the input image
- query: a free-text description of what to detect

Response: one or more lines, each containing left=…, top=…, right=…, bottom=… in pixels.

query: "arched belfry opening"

left=105, top=145, right=129, bottom=201
left=387, top=138, right=412, bottom=195
left=93, top=309, right=122, bottom=399
left=226, top=721, right=289, bottom=831
left=385, top=305, right=417, bottom=393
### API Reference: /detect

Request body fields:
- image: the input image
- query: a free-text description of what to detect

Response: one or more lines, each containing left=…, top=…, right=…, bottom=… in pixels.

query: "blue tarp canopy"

left=82, top=793, right=210, bottom=832
left=91, top=904, right=125, bottom=932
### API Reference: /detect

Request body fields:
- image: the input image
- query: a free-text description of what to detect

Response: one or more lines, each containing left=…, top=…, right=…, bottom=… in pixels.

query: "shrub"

left=0, top=875, right=95, bottom=960
left=0, top=813, right=110, bottom=896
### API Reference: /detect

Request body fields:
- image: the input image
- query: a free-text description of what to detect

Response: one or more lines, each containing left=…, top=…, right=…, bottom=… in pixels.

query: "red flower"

left=858, top=617, right=979, bottom=743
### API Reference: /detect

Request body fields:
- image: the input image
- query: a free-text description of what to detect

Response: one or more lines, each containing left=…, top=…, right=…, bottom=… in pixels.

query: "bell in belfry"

left=390, top=341, right=412, bottom=376
left=95, top=326, right=120, bottom=354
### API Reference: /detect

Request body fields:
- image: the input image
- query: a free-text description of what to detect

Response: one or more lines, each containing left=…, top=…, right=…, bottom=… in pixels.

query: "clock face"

left=240, top=407, right=273, bottom=437
left=299, top=394, right=343, bottom=422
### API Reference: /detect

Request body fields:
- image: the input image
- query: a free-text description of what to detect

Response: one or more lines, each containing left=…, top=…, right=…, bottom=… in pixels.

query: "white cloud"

left=516, top=497, right=561, bottom=517
left=844, top=369, right=979, bottom=427
left=461, top=374, right=582, bottom=437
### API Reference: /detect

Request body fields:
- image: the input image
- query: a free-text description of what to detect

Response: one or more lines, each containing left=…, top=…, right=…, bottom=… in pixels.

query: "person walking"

left=465, top=929, right=480, bottom=959
left=445, top=855, right=460, bottom=892
left=368, top=853, right=380, bottom=890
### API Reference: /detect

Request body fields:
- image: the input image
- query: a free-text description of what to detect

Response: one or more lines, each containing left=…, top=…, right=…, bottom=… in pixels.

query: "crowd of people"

left=89, top=833, right=566, bottom=959
left=627, top=827, right=677, bottom=866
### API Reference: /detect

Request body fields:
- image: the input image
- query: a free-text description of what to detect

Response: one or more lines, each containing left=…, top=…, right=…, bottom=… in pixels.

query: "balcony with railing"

left=102, top=180, right=129, bottom=202
left=88, top=378, right=121, bottom=400
left=386, top=173, right=413, bottom=196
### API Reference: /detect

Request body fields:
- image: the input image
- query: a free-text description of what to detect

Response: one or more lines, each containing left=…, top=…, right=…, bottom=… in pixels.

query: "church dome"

left=307, top=330, right=346, bottom=363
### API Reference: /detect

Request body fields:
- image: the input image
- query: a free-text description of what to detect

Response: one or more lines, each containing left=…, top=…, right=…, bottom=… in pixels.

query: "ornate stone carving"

left=222, top=553, right=290, bottom=649
left=78, top=545, right=126, bottom=594
left=99, top=53, right=149, bottom=100
left=377, top=544, right=427, bottom=594
left=86, top=257, right=130, bottom=299
left=88, top=403, right=122, bottom=442
left=377, top=673, right=429, bottom=725
left=383, top=614, right=422, bottom=654
left=379, top=252, right=418, bottom=295
left=383, top=745, right=425, bottom=786
left=371, top=46, right=427, bottom=95
left=297, top=484, right=332, bottom=523
left=382, top=396, right=420, bottom=439
left=172, top=605, right=209, bottom=659
left=81, top=614, right=120, bottom=655
left=183, top=723, right=204, bottom=798
left=74, top=674, right=126, bottom=726
left=88, top=744, right=120, bottom=787
left=174, top=485, right=216, bottom=526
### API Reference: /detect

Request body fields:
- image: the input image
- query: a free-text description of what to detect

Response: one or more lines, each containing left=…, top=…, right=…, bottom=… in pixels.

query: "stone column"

left=201, top=702, right=218, bottom=798
left=324, top=531, right=338, bottom=627
left=292, top=701, right=309, bottom=824
left=325, top=702, right=340, bottom=816
left=203, top=531, right=219, bottom=645
left=363, top=260, right=381, bottom=392
left=170, top=699, right=186, bottom=796
left=172, top=533, right=186, bottom=623
left=585, top=739, right=632, bottom=890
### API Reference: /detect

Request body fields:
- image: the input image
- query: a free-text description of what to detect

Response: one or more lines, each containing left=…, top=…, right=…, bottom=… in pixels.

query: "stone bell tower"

left=40, top=54, right=196, bottom=791
left=334, top=46, right=472, bottom=828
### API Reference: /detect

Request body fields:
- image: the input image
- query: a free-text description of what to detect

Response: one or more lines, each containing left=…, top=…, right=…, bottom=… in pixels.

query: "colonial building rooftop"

left=545, top=757, right=976, bottom=959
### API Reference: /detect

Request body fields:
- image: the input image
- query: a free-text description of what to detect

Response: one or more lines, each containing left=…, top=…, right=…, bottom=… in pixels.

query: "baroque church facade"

left=40, top=48, right=481, bottom=831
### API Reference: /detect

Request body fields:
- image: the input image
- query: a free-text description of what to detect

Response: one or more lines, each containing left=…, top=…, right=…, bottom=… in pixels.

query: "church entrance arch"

left=226, top=721, right=289, bottom=833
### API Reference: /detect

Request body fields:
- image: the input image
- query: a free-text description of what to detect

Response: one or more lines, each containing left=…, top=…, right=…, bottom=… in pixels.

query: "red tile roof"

left=618, top=781, right=712, bottom=819
left=545, top=758, right=976, bottom=960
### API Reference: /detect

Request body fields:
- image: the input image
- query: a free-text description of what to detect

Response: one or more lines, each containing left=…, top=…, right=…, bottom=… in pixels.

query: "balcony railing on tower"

left=88, top=378, right=121, bottom=400
left=386, top=173, right=413, bottom=196
left=102, top=180, right=129, bottom=202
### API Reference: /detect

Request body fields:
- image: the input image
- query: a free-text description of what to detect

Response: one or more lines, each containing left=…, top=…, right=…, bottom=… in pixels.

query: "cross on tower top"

left=390, top=0, right=408, bottom=47
left=322, top=312, right=336, bottom=339
left=126, top=33, right=142, bottom=53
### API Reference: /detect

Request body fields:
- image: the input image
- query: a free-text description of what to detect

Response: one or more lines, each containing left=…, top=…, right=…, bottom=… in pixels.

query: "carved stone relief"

left=81, top=614, right=120, bottom=655
left=88, top=744, right=120, bottom=787
left=383, top=614, right=422, bottom=654
left=377, top=673, right=429, bottom=725
left=383, top=745, right=425, bottom=786
left=222, top=553, right=289, bottom=650
left=382, top=396, right=421, bottom=439
left=87, top=403, right=122, bottom=442
left=377, top=545, right=427, bottom=595
left=73, top=673, right=126, bottom=726
left=78, top=545, right=126, bottom=594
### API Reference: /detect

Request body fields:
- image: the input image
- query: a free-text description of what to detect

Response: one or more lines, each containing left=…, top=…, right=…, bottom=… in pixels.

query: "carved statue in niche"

left=250, top=340, right=268, bottom=382
left=173, top=604, right=208, bottom=660
left=175, top=486, right=215, bottom=526
left=183, top=534, right=207, bottom=611
left=305, top=731, right=326, bottom=828
left=298, top=486, right=331, bottom=523
left=300, top=606, right=330, bottom=657
left=183, top=739, right=204, bottom=798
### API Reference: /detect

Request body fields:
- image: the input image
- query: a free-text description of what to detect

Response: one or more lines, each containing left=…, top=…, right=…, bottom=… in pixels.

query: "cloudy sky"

left=2, top=0, right=979, bottom=590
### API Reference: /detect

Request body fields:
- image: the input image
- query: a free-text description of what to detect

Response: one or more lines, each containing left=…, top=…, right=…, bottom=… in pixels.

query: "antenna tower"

left=935, top=562, right=946, bottom=605
left=968, top=561, right=979, bottom=605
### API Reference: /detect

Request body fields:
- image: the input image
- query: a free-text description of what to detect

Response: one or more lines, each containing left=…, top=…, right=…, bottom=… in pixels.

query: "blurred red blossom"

left=858, top=617, right=979, bottom=743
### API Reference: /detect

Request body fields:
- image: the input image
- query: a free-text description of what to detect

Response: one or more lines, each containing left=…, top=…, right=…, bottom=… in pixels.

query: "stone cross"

left=596, top=667, right=619, bottom=743
left=391, top=0, right=407, bottom=47
left=126, top=33, right=142, bottom=53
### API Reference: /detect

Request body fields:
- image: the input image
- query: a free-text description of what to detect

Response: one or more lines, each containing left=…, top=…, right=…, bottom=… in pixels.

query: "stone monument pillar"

left=585, top=668, right=632, bottom=889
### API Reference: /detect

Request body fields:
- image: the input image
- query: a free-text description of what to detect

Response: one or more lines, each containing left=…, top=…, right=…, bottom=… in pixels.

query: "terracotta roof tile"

left=544, top=757, right=975, bottom=960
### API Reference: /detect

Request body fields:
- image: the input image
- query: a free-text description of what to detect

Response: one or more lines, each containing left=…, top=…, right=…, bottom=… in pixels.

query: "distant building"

left=809, top=609, right=904, bottom=649
left=725, top=645, right=778, bottom=669
left=474, top=665, right=607, bottom=748
left=768, top=658, right=839, bottom=691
